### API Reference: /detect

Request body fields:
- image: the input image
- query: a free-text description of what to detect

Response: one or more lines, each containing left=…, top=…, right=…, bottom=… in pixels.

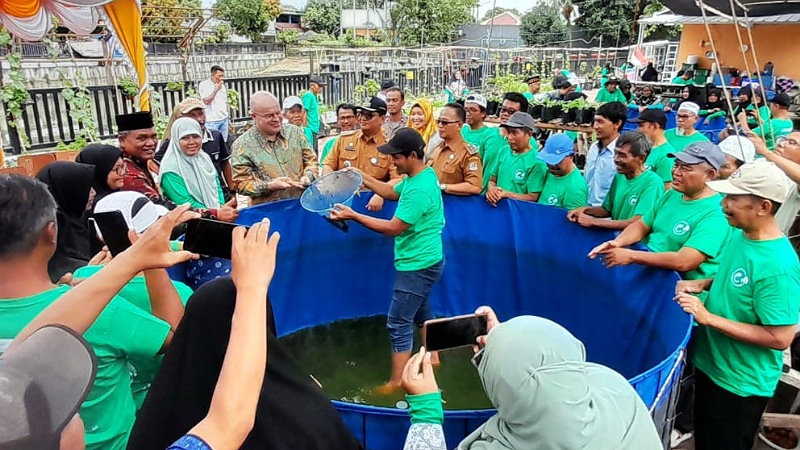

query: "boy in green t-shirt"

left=588, top=141, right=730, bottom=281
left=462, top=94, right=507, bottom=189
left=568, top=131, right=663, bottom=230
left=738, top=93, right=795, bottom=150
left=536, top=133, right=588, bottom=209
left=676, top=160, right=800, bottom=450
left=330, top=128, right=445, bottom=395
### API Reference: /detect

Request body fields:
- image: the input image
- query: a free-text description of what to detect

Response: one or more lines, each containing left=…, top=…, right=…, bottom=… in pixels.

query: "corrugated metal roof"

left=639, top=11, right=800, bottom=24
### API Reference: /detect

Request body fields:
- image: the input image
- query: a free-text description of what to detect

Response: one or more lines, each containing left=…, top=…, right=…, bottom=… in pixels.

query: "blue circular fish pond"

left=204, top=194, right=690, bottom=450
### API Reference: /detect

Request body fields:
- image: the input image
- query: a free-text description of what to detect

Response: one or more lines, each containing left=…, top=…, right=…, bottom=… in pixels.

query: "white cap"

left=464, top=93, right=488, bottom=109
left=677, top=101, right=700, bottom=116
left=707, top=159, right=791, bottom=204
left=282, top=96, right=303, bottom=111
left=94, top=191, right=169, bottom=233
left=718, top=136, right=756, bottom=164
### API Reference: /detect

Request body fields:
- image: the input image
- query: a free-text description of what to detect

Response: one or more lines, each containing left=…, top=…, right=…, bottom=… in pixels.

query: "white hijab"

left=160, top=117, right=221, bottom=208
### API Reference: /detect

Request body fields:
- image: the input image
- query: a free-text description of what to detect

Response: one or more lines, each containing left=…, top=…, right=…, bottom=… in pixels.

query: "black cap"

left=116, top=112, right=154, bottom=132
left=628, top=109, right=667, bottom=129
left=309, top=75, right=327, bottom=85
left=605, top=76, right=620, bottom=86
left=357, top=96, right=388, bottom=116
left=557, top=80, right=573, bottom=89
left=380, top=79, right=396, bottom=90
left=378, top=128, right=425, bottom=155
left=772, top=93, right=792, bottom=107
left=525, top=75, right=541, bottom=83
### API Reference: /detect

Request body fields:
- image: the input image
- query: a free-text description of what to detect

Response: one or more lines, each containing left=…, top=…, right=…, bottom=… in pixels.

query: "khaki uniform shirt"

left=383, top=115, right=407, bottom=140
left=323, top=130, right=399, bottom=182
left=231, top=124, right=318, bottom=205
left=427, top=139, right=483, bottom=189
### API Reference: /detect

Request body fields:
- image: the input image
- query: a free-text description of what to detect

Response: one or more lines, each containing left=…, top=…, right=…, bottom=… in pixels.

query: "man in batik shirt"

left=118, top=112, right=178, bottom=210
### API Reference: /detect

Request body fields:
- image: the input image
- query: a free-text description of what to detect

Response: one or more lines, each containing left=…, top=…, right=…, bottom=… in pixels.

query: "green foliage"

left=482, top=7, right=520, bottom=21
left=520, top=1, right=567, bottom=46
left=643, top=0, right=681, bottom=39
left=166, top=81, right=185, bottom=91
left=0, top=29, right=30, bottom=150
left=142, top=0, right=202, bottom=43
left=572, top=0, right=636, bottom=46
left=277, top=30, right=300, bottom=45
left=216, top=0, right=280, bottom=42
left=389, top=0, right=474, bottom=46
left=203, top=24, right=232, bottom=44
left=354, top=79, right=380, bottom=102
left=61, top=73, right=99, bottom=143
left=55, top=137, right=88, bottom=152
left=303, top=0, right=341, bottom=36
left=118, top=78, right=139, bottom=97
left=227, top=89, right=240, bottom=109
left=148, top=90, right=170, bottom=139
left=487, top=74, right=527, bottom=95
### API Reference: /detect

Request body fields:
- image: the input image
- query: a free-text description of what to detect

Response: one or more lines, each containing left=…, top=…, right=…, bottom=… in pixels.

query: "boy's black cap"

left=628, top=109, right=668, bottom=129
left=378, top=128, right=425, bottom=155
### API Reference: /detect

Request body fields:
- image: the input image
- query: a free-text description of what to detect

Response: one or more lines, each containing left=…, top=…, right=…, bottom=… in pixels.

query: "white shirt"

left=776, top=181, right=800, bottom=235
left=198, top=79, right=229, bottom=122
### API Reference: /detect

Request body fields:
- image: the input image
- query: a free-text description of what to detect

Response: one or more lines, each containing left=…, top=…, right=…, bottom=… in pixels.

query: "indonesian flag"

left=631, top=46, right=647, bottom=67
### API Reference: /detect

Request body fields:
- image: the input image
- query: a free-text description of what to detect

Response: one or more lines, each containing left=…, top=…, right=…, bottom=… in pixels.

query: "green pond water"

left=280, top=315, right=494, bottom=410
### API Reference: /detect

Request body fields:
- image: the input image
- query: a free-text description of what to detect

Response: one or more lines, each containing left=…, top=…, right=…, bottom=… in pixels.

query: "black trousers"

left=693, top=370, right=770, bottom=450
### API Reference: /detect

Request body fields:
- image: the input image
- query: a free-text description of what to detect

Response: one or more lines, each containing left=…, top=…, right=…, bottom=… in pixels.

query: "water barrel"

left=229, top=195, right=691, bottom=450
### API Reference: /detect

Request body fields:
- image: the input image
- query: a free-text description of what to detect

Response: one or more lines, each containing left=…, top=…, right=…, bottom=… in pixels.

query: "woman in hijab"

left=401, top=309, right=662, bottom=450
left=634, top=85, right=662, bottom=110
left=619, top=79, right=634, bottom=103
left=700, top=88, right=727, bottom=125
left=36, top=161, right=96, bottom=282
left=407, top=99, right=438, bottom=145
left=75, top=144, right=125, bottom=207
left=673, top=85, right=705, bottom=111
left=640, top=62, right=659, bottom=82
left=736, top=86, right=771, bottom=129
left=129, top=277, right=364, bottom=450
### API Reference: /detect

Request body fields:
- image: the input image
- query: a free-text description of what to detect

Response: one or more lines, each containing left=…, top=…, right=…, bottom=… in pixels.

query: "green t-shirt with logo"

left=393, top=167, right=445, bottom=271
left=73, top=265, right=194, bottom=409
left=646, top=142, right=675, bottom=184
left=0, top=285, right=170, bottom=450
left=493, top=147, right=548, bottom=195
left=752, top=118, right=794, bottom=150
left=692, top=230, right=800, bottom=397
left=462, top=125, right=509, bottom=189
left=601, top=170, right=664, bottom=220
left=664, top=129, right=710, bottom=152
left=641, top=189, right=730, bottom=280
left=537, top=167, right=588, bottom=209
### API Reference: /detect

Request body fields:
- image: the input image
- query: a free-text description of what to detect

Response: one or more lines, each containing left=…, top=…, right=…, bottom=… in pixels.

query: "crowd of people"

left=2, top=62, right=800, bottom=450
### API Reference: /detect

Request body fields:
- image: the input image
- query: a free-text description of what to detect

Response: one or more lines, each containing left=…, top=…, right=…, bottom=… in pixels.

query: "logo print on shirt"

left=514, top=169, right=525, bottom=180
left=469, top=161, right=478, bottom=171
left=644, top=163, right=652, bottom=171
left=673, top=220, right=691, bottom=236
left=629, top=195, right=639, bottom=206
left=547, top=194, right=558, bottom=205
left=730, top=268, right=749, bottom=287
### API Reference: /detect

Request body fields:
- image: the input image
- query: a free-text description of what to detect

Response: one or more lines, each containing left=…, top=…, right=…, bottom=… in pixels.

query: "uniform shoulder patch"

left=466, top=143, right=479, bottom=155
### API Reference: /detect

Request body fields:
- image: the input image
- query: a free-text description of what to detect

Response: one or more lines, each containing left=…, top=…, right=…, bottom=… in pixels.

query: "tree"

left=142, top=0, right=202, bottom=43
left=520, top=2, right=566, bottom=46
left=643, top=0, right=681, bottom=40
left=215, top=0, right=281, bottom=42
left=304, top=0, right=341, bottom=36
left=389, top=0, right=475, bottom=46
left=482, top=7, right=520, bottom=21
left=572, top=0, right=638, bottom=46
left=277, top=29, right=300, bottom=45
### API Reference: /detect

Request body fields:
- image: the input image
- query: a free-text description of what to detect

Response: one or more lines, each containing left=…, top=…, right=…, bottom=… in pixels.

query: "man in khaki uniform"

left=427, top=102, right=483, bottom=195
left=323, top=96, right=400, bottom=210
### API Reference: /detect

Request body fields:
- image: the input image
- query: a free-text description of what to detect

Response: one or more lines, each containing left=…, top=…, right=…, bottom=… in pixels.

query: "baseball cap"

left=707, top=159, right=790, bottom=203
left=718, top=136, right=756, bottom=164
left=377, top=128, right=425, bottom=155
left=668, top=141, right=725, bottom=170
left=357, top=96, right=388, bottom=116
left=94, top=191, right=169, bottom=234
left=628, top=109, right=667, bottom=129
left=282, top=96, right=303, bottom=111
left=465, top=94, right=488, bottom=109
left=309, top=75, right=327, bottom=86
left=380, top=79, right=396, bottom=90
left=537, top=133, right=575, bottom=165
left=677, top=101, right=701, bottom=116
left=0, top=325, right=97, bottom=449
left=772, top=92, right=792, bottom=107
left=500, top=112, right=536, bottom=131
left=605, top=76, right=620, bottom=86
left=175, top=97, right=206, bottom=114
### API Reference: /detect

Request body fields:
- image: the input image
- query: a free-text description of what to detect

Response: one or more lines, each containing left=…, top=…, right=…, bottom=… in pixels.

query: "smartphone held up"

left=423, top=314, right=488, bottom=352
left=183, top=218, right=248, bottom=260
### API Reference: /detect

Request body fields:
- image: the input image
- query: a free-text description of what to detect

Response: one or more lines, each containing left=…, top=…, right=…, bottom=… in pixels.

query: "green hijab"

left=458, top=316, right=662, bottom=450
left=160, top=117, right=221, bottom=209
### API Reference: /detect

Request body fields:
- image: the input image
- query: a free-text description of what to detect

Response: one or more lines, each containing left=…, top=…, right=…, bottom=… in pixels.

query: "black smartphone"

left=184, top=218, right=246, bottom=259
left=423, top=314, right=488, bottom=352
left=93, top=211, right=132, bottom=257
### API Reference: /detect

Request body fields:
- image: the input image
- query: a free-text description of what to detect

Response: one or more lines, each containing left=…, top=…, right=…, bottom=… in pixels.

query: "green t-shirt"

left=161, top=172, right=225, bottom=209
left=321, top=136, right=338, bottom=164
left=301, top=91, right=320, bottom=134
left=0, top=285, right=170, bottom=450
left=646, top=142, right=675, bottom=184
left=664, top=129, right=710, bottom=152
left=692, top=230, right=800, bottom=397
left=303, top=126, right=316, bottom=147
left=595, top=88, right=627, bottom=104
left=73, top=265, right=194, bottom=409
left=537, top=167, right=588, bottom=209
left=641, top=189, right=730, bottom=280
left=393, top=167, right=445, bottom=271
left=461, top=125, right=508, bottom=189
left=601, top=170, right=664, bottom=220
left=752, top=118, right=794, bottom=150
left=493, top=146, right=548, bottom=195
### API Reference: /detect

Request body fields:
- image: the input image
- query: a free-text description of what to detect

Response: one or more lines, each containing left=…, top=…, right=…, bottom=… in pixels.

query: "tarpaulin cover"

left=224, top=194, right=691, bottom=449
left=659, top=0, right=800, bottom=17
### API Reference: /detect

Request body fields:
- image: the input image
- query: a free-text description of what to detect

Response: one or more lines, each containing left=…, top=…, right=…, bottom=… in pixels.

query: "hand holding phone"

left=423, top=314, right=488, bottom=352
left=92, top=211, right=133, bottom=256
left=184, top=218, right=249, bottom=259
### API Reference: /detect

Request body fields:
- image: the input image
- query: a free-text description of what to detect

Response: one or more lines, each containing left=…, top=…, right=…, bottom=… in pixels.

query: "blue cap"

left=537, top=134, right=575, bottom=165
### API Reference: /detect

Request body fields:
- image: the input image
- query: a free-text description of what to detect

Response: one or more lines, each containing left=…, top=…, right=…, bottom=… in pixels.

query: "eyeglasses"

left=251, top=111, right=281, bottom=121
left=338, top=115, right=356, bottom=121
left=499, top=107, right=518, bottom=115
left=358, top=112, right=379, bottom=119
left=471, top=348, right=485, bottom=369
left=777, top=136, right=800, bottom=147
left=112, top=164, right=126, bottom=175
left=437, top=119, right=460, bottom=126
left=676, top=114, right=695, bottom=120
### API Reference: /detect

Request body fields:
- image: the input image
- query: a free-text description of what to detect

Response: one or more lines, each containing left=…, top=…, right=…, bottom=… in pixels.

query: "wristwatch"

left=439, top=183, right=447, bottom=192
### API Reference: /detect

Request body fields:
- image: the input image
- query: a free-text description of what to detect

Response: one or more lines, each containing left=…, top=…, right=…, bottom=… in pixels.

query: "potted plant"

left=227, top=89, right=240, bottom=110
left=118, top=78, right=138, bottom=101
left=575, top=101, right=599, bottom=125
left=165, top=81, right=185, bottom=92
left=540, top=99, right=563, bottom=123
left=486, top=94, right=501, bottom=117
left=16, top=151, right=57, bottom=177
left=528, top=102, right=544, bottom=120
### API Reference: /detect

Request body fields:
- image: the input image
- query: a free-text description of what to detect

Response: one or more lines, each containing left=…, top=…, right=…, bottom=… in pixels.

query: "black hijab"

left=36, top=162, right=95, bottom=282
left=641, top=63, right=658, bottom=82
left=703, top=88, right=725, bottom=111
left=675, top=85, right=705, bottom=110
left=128, top=278, right=363, bottom=450
left=75, top=144, right=123, bottom=204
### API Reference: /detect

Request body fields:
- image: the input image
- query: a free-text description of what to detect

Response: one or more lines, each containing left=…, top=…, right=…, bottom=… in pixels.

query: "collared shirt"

left=383, top=115, right=407, bottom=140
left=231, top=123, right=318, bottom=205
left=122, top=155, right=177, bottom=210
left=584, top=137, right=619, bottom=206
left=198, top=79, right=228, bottom=122
left=427, top=139, right=483, bottom=190
left=323, top=130, right=399, bottom=181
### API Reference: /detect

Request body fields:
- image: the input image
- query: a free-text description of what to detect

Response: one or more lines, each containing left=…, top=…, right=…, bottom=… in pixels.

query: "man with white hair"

left=665, top=102, right=710, bottom=152
left=283, top=95, right=315, bottom=146
left=717, top=136, right=756, bottom=180
left=231, top=91, right=318, bottom=205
